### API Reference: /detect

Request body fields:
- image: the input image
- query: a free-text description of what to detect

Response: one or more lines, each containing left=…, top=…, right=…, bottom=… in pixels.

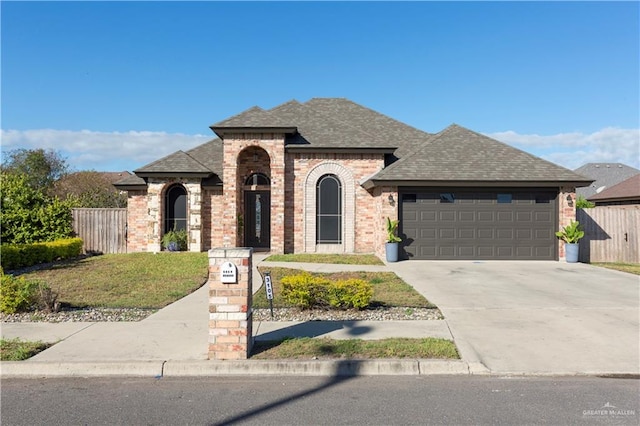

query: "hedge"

left=281, top=272, right=373, bottom=310
left=0, top=238, right=83, bottom=270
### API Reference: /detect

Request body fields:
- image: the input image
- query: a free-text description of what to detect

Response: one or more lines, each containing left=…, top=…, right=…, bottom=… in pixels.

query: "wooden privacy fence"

left=72, top=208, right=127, bottom=254
left=577, top=206, right=640, bottom=263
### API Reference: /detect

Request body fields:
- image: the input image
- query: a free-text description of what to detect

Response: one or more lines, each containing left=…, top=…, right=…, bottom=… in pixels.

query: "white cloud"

left=0, top=129, right=213, bottom=171
left=486, top=127, right=640, bottom=170
left=2, top=126, right=638, bottom=173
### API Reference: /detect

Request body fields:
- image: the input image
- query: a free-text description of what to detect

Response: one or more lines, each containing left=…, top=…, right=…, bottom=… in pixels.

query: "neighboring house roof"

left=363, top=124, right=592, bottom=188
left=574, top=163, right=640, bottom=198
left=98, top=171, right=132, bottom=183
left=587, top=174, right=640, bottom=204
left=121, top=98, right=591, bottom=189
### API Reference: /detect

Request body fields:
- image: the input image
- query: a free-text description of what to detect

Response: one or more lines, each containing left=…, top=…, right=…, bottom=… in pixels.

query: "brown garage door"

left=400, top=189, right=558, bottom=260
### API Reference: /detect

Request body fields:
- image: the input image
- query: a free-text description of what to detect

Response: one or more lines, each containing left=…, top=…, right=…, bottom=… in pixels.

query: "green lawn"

left=251, top=337, right=459, bottom=360
left=254, top=267, right=434, bottom=309
left=0, top=338, right=51, bottom=361
left=592, top=262, right=640, bottom=275
left=14, top=252, right=209, bottom=309
left=265, top=253, right=384, bottom=265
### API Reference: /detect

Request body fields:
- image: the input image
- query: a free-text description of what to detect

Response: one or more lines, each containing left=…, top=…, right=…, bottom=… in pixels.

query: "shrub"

left=281, top=272, right=330, bottom=309
left=0, top=273, right=37, bottom=313
left=0, top=172, right=74, bottom=244
left=0, top=238, right=83, bottom=270
left=576, top=195, right=595, bottom=209
left=281, top=273, right=373, bottom=310
left=0, top=271, right=59, bottom=314
left=327, top=279, right=373, bottom=309
left=162, top=229, right=188, bottom=251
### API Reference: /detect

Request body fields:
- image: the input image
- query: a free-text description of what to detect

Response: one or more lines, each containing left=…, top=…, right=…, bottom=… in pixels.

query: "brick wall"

left=288, top=152, right=387, bottom=254
left=222, top=133, right=286, bottom=251
left=126, top=190, right=148, bottom=252
left=202, top=188, right=224, bottom=250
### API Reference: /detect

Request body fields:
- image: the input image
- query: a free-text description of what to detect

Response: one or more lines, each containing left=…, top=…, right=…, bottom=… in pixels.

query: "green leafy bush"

left=281, top=273, right=373, bottom=310
left=576, top=195, right=595, bottom=209
left=0, top=172, right=74, bottom=244
left=327, top=279, right=374, bottom=309
left=161, top=229, right=188, bottom=251
left=0, top=273, right=37, bottom=313
left=281, top=272, right=330, bottom=309
left=0, top=238, right=83, bottom=270
left=0, top=270, right=59, bottom=314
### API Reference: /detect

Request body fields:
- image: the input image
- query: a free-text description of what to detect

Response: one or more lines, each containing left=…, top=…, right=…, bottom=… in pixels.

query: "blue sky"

left=2, top=1, right=639, bottom=172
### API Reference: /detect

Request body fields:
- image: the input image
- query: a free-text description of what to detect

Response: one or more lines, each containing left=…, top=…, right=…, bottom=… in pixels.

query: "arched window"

left=316, top=175, right=342, bottom=244
left=164, top=185, right=187, bottom=233
left=245, top=173, right=270, bottom=186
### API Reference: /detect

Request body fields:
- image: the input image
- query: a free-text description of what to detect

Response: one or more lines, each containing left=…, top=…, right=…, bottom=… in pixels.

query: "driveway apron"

left=388, top=261, right=640, bottom=375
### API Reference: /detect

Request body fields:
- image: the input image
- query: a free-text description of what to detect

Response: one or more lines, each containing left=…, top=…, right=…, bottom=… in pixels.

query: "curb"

left=163, top=359, right=470, bottom=377
left=0, top=361, right=164, bottom=378
left=0, top=359, right=470, bottom=378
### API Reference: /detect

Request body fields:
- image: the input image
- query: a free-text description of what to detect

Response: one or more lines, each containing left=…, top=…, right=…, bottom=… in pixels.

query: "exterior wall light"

left=566, top=194, right=574, bottom=207
left=388, top=194, right=395, bottom=206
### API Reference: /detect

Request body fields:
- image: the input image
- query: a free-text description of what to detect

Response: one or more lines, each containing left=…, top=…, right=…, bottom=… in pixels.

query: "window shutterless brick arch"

left=304, top=162, right=355, bottom=253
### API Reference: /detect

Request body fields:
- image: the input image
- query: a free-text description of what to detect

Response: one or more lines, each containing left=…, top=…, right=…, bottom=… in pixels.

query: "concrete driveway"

left=388, top=261, right=640, bottom=375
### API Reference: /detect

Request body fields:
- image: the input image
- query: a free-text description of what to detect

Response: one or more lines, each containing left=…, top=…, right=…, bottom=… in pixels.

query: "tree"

left=1, top=148, right=69, bottom=193
left=51, top=171, right=128, bottom=208
left=0, top=171, right=74, bottom=244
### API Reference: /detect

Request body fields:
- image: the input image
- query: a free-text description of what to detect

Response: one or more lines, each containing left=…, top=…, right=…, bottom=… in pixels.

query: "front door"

left=244, top=191, right=270, bottom=249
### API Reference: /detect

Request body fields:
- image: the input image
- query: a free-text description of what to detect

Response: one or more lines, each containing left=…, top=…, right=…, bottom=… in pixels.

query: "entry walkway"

left=1, top=254, right=451, bottom=364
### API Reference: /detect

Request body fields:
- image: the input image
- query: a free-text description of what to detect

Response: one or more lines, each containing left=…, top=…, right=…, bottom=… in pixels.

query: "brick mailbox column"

left=208, top=247, right=253, bottom=360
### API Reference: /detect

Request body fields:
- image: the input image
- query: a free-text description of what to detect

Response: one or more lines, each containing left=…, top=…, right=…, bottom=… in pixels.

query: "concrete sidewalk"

left=4, top=255, right=636, bottom=378
left=1, top=255, right=466, bottom=378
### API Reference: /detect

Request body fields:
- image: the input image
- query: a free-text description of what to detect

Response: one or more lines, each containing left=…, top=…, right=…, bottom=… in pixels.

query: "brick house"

left=114, top=98, right=591, bottom=260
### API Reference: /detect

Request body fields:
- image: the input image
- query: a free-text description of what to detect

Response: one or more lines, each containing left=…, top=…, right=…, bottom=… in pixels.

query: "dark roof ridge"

left=299, top=100, right=389, bottom=143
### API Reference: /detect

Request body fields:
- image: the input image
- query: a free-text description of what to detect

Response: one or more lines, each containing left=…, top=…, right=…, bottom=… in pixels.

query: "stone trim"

left=303, top=162, right=355, bottom=253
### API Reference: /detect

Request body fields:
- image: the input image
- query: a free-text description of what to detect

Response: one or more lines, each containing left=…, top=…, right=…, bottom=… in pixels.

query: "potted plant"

left=385, top=217, right=402, bottom=262
left=162, top=228, right=188, bottom=251
left=555, top=220, right=584, bottom=263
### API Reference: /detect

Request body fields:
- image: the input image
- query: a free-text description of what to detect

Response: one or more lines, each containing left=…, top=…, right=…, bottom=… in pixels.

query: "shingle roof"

left=212, top=105, right=292, bottom=129
left=113, top=173, right=146, bottom=189
left=574, top=163, right=640, bottom=198
left=135, top=150, right=213, bottom=175
left=588, top=174, right=640, bottom=202
left=304, top=98, right=432, bottom=157
left=366, top=124, right=592, bottom=185
left=185, top=138, right=223, bottom=176
left=212, top=98, right=430, bottom=154
left=129, top=98, right=589, bottom=188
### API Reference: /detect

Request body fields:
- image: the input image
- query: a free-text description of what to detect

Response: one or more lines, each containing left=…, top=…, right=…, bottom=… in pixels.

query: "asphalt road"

left=2, top=376, right=638, bottom=425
